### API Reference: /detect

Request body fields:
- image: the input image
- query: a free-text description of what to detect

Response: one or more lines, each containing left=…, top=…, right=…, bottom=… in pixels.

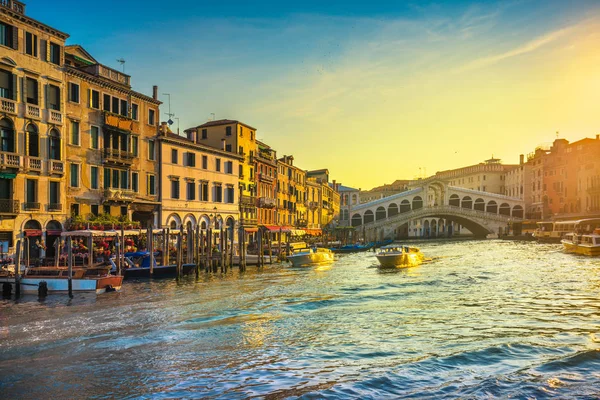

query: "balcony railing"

left=25, top=104, right=41, bottom=119
left=0, top=199, right=19, bottom=214
left=82, top=64, right=131, bottom=86
left=258, top=197, right=276, bottom=208
left=103, top=148, right=134, bottom=164
left=48, top=203, right=62, bottom=212
left=26, top=156, right=42, bottom=172
left=48, top=109, right=63, bottom=124
left=1, top=98, right=16, bottom=115
left=104, top=188, right=135, bottom=202
left=104, top=112, right=134, bottom=131
left=239, top=217, right=258, bottom=226
left=0, top=152, right=20, bottom=169
left=0, top=0, right=25, bottom=14
left=308, top=201, right=319, bottom=210
left=23, top=202, right=40, bottom=211
left=48, top=160, right=64, bottom=175
left=259, top=172, right=275, bottom=183
left=240, top=195, right=256, bottom=206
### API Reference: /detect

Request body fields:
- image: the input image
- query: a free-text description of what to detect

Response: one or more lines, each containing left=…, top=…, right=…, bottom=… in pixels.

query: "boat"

left=376, top=245, right=425, bottom=268
left=561, top=229, right=600, bottom=256
left=287, top=247, right=334, bottom=267
left=330, top=242, right=375, bottom=254
left=0, top=264, right=123, bottom=294
left=120, top=251, right=196, bottom=279
left=374, top=239, right=394, bottom=249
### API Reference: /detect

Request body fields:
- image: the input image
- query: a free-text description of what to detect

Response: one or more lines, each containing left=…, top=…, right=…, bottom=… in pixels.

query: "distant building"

left=360, top=180, right=409, bottom=203
left=255, top=140, right=277, bottom=226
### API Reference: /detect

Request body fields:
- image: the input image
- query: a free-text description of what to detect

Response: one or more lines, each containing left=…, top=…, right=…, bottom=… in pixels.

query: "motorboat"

left=374, top=239, right=394, bottom=249
left=330, top=242, right=375, bottom=254
left=287, top=247, right=334, bottom=267
left=376, top=245, right=425, bottom=268
left=119, top=251, right=196, bottom=279
left=561, top=229, right=600, bottom=256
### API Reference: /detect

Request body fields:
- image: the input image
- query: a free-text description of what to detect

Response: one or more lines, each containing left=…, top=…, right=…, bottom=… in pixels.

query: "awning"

left=262, top=225, right=291, bottom=233
left=46, top=230, right=63, bottom=236
left=290, top=229, right=306, bottom=236
left=0, top=173, right=16, bottom=179
left=244, top=227, right=258, bottom=233
left=305, top=228, right=322, bottom=236
left=24, top=229, right=42, bottom=237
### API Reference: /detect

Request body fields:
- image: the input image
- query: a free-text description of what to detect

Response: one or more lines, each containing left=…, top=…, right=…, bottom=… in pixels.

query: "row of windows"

left=23, top=179, right=61, bottom=204
left=170, top=180, right=235, bottom=203
left=169, top=148, right=234, bottom=173
left=197, top=126, right=255, bottom=140
left=68, top=163, right=156, bottom=195
left=0, top=22, right=61, bottom=64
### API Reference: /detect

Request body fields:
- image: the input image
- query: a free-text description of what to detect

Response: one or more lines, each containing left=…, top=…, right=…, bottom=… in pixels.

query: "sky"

left=25, top=0, right=600, bottom=190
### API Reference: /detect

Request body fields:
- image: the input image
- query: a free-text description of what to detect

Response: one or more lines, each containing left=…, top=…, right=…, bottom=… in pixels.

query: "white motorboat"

left=376, top=245, right=424, bottom=268
left=287, top=247, right=334, bottom=267
left=561, top=229, right=600, bottom=256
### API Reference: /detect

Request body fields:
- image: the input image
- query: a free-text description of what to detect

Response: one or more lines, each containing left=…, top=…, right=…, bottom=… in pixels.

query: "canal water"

left=2, top=240, right=600, bottom=399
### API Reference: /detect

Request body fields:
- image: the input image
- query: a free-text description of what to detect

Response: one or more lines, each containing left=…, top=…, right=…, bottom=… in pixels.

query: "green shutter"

left=11, top=25, right=18, bottom=50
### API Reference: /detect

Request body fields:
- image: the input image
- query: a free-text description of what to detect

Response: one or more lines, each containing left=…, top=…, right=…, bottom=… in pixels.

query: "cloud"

left=454, top=25, right=574, bottom=73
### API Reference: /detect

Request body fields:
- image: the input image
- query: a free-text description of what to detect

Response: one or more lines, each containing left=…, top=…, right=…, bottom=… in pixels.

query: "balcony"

left=1, top=98, right=16, bottom=115
left=0, top=199, right=19, bottom=215
left=296, top=219, right=307, bottom=228
left=240, top=195, right=256, bottom=206
left=259, top=172, right=275, bottom=183
left=103, top=188, right=135, bottom=202
left=48, top=109, right=63, bottom=125
left=48, top=203, right=62, bottom=212
left=238, top=217, right=258, bottom=226
left=308, top=201, right=319, bottom=210
left=23, top=202, right=40, bottom=211
left=25, top=104, right=41, bottom=119
left=0, top=0, right=25, bottom=14
left=258, top=197, right=276, bottom=208
left=0, top=152, right=20, bottom=169
left=104, top=112, right=133, bottom=132
left=48, top=160, right=64, bottom=175
left=103, top=148, right=134, bottom=165
left=82, top=64, right=131, bottom=87
left=25, top=156, right=42, bottom=172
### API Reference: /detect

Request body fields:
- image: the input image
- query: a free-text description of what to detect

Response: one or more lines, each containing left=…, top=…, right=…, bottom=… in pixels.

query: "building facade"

left=186, top=119, right=257, bottom=228
left=63, top=46, right=161, bottom=226
left=157, top=125, right=241, bottom=231
left=0, top=1, right=69, bottom=258
left=255, top=140, right=277, bottom=226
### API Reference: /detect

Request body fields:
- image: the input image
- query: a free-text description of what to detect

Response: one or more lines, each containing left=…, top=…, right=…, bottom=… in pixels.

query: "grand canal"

left=2, top=240, right=600, bottom=399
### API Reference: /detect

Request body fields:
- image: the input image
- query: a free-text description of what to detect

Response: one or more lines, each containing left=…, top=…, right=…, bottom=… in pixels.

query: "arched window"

left=49, top=128, right=61, bottom=160
left=27, top=124, right=39, bottom=157
left=0, top=118, right=15, bottom=153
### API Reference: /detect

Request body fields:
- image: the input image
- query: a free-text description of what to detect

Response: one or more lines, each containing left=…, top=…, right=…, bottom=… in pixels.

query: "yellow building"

left=306, top=169, right=341, bottom=229
left=63, top=46, right=161, bottom=225
left=276, top=155, right=306, bottom=228
left=157, top=124, right=241, bottom=231
left=186, top=119, right=257, bottom=227
left=0, top=1, right=68, bottom=259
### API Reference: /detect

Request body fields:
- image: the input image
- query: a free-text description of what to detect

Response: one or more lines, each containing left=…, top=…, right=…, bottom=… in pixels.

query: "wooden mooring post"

left=148, top=223, right=154, bottom=277
left=176, top=226, right=183, bottom=281
left=200, top=229, right=206, bottom=273
left=257, top=229, right=263, bottom=267
left=278, top=227, right=282, bottom=262
left=66, top=238, right=73, bottom=298
left=14, top=240, right=22, bottom=298
left=195, top=225, right=201, bottom=279
left=268, top=231, right=273, bottom=264
left=220, top=227, right=225, bottom=273
left=228, top=225, right=234, bottom=270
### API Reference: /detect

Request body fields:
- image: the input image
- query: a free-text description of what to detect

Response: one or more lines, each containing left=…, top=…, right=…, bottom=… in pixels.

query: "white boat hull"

left=288, top=249, right=334, bottom=267
left=0, top=276, right=123, bottom=294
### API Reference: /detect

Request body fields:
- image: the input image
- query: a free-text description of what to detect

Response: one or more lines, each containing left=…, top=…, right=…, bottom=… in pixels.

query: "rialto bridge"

left=341, top=180, right=525, bottom=239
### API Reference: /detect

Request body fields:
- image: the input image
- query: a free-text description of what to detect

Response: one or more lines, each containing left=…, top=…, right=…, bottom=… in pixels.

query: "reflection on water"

left=2, top=240, right=600, bottom=398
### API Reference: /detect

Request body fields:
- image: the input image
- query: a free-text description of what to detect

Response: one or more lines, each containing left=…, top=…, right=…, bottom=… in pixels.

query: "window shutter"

left=40, top=40, right=47, bottom=61
left=44, top=84, right=48, bottom=109
left=59, top=45, right=64, bottom=66
left=21, top=77, right=27, bottom=104
left=11, top=25, right=18, bottom=50
left=46, top=41, right=50, bottom=62
left=33, top=34, right=38, bottom=57
left=11, top=73, right=17, bottom=101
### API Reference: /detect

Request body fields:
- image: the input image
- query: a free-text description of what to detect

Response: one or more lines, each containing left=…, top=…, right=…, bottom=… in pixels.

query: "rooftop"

left=189, top=119, right=257, bottom=131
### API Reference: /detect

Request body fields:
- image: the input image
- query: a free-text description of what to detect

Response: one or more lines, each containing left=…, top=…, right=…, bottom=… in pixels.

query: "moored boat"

left=287, top=247, right=334, bottom=267
left=330, top=242, right=375, bottom=254
left=376, top=245, right=425, bottom=268
left=561, top=230, right=600, bottom=256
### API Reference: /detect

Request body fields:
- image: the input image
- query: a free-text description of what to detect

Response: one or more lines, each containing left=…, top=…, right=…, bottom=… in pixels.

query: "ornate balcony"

left=0, top=0, right=25, bottom=14
left=239, top=217, right=258, bottom=226
left=0, top=152, right=20, bottom=169
left=25, top=104, right=41, bottom=119
left=0, top=199, right=19, bottom=215
left=308, top=201, right=319, bottom=210
left=103, top=188, right=135, bottom=202
left=1, top=98, right=16, bottom=115
left=25, top=156, right=42, bottom=172
left=240, top=195, right=256, bottom=206
left=259, top=172, right=275, bottom=183
left=48, top=203, right=62, bottom=212
left=48, top=109, right=63, bottom=125
left=103, top=148, right=134, bottom=165
left=258, top=197, right=276, bottom=208
left=23, top=202, right=40, bottom=211
left=48, top=160, right=64, bottom=175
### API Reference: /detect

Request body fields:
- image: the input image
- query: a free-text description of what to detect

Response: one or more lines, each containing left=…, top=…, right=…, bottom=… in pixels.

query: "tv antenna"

left=163, top=93, right=175, bottom=125
left=116, top=58, right=125, bottom=73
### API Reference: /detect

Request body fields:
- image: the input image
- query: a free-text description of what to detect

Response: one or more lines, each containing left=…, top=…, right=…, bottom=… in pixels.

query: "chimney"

left=519, top=154, right=524, bottom=165
left=187, top=129, right=196, bottom=142
left=159, top=121, right=168, bottom=135
left=221, top=139, right=226, bottom=151
left=152, top=85, right=158, bottom=100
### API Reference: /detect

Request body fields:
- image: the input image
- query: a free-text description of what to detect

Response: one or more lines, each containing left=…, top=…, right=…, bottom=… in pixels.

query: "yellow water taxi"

left=376, top=245, right=425, bottom=268
left=561, top=229, right=600, bottom=256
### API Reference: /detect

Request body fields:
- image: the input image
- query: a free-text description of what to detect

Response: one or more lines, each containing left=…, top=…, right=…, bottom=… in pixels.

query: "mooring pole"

left=148, top=223, right=154, bottom=277
left=195, top=225, right=200, bottom=279
left=268, top=231, right=273, bottom=264
left=67, top=238, right=73, bottom=298
left=220, top=227, right=225, bottom=273
left=200, top=229, right=206, bottom=273
left=176, top=226, right=183, bottom=281
left=229, top=225, right=234, bottom=269
left=278, top=227, right=282, bottom=262
left=14, top=240, right=21, bottom=298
